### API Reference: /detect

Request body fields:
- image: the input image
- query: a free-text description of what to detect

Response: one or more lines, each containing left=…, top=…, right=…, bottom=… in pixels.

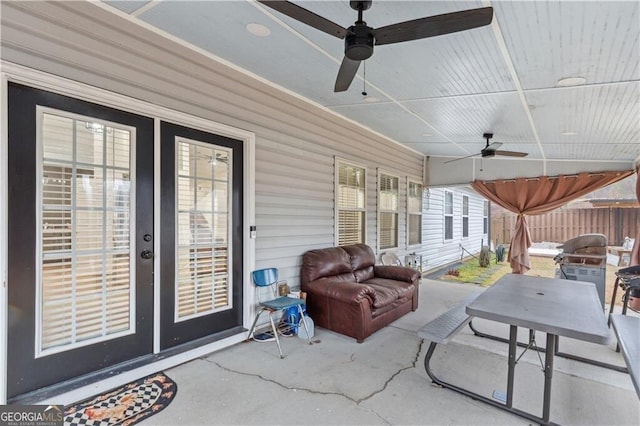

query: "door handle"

left=140, top=250, right=154, bottom=260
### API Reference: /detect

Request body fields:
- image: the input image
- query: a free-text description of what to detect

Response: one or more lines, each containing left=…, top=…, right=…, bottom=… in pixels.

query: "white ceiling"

left=102, top=0, right=639, bottom=168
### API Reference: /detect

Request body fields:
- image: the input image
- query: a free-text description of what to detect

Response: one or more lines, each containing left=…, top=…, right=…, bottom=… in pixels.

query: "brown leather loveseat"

left=301, top=244, right=420, bottom=343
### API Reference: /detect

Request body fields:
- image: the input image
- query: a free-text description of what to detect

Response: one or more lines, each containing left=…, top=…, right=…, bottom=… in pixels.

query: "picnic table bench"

left=610, top=314, right=640, bottom=399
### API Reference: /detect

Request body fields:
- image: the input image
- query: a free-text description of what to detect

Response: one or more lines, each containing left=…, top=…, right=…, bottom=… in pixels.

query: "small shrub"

left=479, top=246, right=491, bottom=267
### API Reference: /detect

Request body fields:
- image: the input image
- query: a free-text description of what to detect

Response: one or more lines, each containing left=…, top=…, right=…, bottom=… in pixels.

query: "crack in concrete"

left=203, top=357, right=353, bottom=400
left=203, top=338, right=425, bottom=425
left=354, top=339, right=425, bottom=404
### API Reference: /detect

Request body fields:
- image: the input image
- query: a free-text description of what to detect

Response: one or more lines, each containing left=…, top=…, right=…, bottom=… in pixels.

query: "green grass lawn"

left=440, top=254, right=512, bottom=286
left=438, top=254, right=623, bottom=305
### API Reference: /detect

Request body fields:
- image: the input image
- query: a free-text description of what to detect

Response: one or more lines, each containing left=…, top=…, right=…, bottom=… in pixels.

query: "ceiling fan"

left=445, top=133, right=528, bottom=163
left=258, top=1, right=494, bottom=92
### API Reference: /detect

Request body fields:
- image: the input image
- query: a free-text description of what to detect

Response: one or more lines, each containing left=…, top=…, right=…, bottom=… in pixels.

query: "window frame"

left=334, top=157, right=367, bottom=247
left=406, top=178, right=423, bottom=247
left=377, top=169, right=399, bottom=251
left=462, top=195, right=469, bottom=238
left=483, top=200, right=489, bottom=235
left=444, top=190, right=453, bottom=241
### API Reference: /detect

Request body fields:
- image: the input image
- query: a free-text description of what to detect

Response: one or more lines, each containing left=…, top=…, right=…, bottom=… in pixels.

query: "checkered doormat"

left=64, top=373, right=177, bottom=426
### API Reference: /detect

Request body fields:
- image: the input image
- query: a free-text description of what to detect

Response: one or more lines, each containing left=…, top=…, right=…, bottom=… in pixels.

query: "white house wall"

left=0, top=2, right=424, bottom=287
left=418, top=187, right=489, bottom=272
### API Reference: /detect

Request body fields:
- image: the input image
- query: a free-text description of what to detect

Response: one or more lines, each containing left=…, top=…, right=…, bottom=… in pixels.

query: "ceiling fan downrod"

left=345, top=1, right=374, bottom=61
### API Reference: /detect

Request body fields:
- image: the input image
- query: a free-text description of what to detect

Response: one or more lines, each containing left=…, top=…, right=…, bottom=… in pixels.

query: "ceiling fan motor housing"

left=350, top=1, right=372, bottom=11
left=345, top=24, right=374, bottom=60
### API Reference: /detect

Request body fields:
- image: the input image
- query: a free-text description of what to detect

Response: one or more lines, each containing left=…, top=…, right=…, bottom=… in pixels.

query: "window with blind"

left=175, top=139, right=232, bottom=321
left=444, top=190, right=453, bottom=240
left=462, top=195, right=469, bottom=238
left=407, top=180, right=423, bottom=246
left=483, top=200, right=489, bottom=234
left=38, top=111, right=134, bottom=356
left=336, top=160, right=366, bottom=246
left=378, top=172, right=399, bottom=250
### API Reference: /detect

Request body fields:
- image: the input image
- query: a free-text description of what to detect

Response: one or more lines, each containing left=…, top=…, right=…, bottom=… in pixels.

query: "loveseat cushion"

left=364, top=283, right=402, bottom=309
left=342, top=244, right=376, bottom=282
left=303, top=278, right=375, bottom=304
left=364, top=277, right=416, bottom=301
left=342, top=244, right=376, bottom=270
left=354, top=266, right=374, bottom=283
left=301, top=246, right=354, bottom=284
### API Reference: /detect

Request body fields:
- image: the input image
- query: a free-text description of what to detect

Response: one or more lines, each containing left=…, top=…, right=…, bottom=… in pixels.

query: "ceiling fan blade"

left=486, top=142, right=503, bottom=150
left=374, top=7, right=493, bottom=46
left=443, top=153, right=480, bottom=164
left=257, top=1, right=348, bottom=39
left=334, top=57, right=361, bottom=92
left=494, top=150, right=528, bottom=158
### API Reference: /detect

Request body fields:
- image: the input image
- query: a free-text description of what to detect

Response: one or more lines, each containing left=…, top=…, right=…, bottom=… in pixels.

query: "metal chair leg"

left=297, top=304, right=312, bottom=345
left=268, top=311, right=285, bottom=359
left=247, top=307, right=266, bottom=340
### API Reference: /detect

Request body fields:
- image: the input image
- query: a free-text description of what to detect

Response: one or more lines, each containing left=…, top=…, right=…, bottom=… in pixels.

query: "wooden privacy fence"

left=492, top=208, right=639, bottom=245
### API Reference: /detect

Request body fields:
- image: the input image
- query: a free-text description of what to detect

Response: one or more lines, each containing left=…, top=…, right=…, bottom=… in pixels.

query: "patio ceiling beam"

left=425, top=156, right=635, bottom=187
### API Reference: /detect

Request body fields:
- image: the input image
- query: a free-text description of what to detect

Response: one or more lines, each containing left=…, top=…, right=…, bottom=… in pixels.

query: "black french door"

left=7, top=83, right=154, bottom=398
left=6, top=83, right=245, bottom=400
left=159, top=121, right=243, bottom=349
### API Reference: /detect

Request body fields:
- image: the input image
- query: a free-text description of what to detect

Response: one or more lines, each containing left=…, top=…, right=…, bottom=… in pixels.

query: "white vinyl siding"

left=336, top=160, right=366, bottom=247
left=1, top=1, right=425, bottom=289
left=407, top=180, right=422, bottom=246
left=419, top=187, right=489, bottom=272
left=444, top=190, right=453, bottom=240
left=378, top=172, right=399, bottom=250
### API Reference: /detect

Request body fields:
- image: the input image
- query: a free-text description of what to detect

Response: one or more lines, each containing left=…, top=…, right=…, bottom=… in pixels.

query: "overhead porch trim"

left=425, top=156, right=635, bottom=187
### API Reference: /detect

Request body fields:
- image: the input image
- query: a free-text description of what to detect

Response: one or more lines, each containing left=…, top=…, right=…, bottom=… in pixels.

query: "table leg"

left=506, top=325, right=517, bottom=408
left=542, top=333, right=556, bottom=423
left=608, top=277, right=620, bottom=326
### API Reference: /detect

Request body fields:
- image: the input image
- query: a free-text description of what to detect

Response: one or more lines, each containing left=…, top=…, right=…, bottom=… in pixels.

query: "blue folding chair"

left=247, top=268, right=311, bottom=358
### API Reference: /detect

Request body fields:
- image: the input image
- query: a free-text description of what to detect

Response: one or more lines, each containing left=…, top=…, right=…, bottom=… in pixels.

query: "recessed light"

left=562, top=131, right=577, bottom=136
left=557, top=76, right=586, bottom=87
left=246, top=23, right=271, bottom=37
left=422, top=133, right=432, bottom=137
left=363, top=96, right=378, bottom=103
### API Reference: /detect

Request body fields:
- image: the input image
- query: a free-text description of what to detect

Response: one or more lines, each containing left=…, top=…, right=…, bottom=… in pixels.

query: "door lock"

left=140, top=250, right=154, bottom=260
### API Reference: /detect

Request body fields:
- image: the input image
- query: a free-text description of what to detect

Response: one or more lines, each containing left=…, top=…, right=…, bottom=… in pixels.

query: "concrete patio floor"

left=146, top=278, right=639, bottom=425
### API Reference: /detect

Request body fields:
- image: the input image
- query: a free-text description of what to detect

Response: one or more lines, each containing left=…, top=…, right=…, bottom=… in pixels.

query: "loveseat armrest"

left=373, top=265, right=420, bottom=283
left=303, top=279, right=376, bottom=304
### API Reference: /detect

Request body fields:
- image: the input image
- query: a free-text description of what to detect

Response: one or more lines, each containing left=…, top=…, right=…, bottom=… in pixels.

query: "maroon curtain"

left=631, top=165, right=640, bottom=266
left=472, top=170, right=634, bottom=274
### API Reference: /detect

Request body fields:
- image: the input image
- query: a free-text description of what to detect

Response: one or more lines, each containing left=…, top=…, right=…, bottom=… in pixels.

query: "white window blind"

left=38, top=112, right=134, bottom=355
left=462, top=195, right=469, bottom=238
left=336, top=161, right=366, bottom=246
left=483, top=200, right=489, bottom=234
left=407, top=181, right=423, bottom=246
left=444, top=191, right=453, bottom=240
left=175, top=140, right=232, bottom=321
left=379, top=173, right=398, bottom=250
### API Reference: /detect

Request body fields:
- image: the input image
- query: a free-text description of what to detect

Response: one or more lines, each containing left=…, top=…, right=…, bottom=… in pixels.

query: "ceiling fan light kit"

left=258, top=0, right=494, bottom=92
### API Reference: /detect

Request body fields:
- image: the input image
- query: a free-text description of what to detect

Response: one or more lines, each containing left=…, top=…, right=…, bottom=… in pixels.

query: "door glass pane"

left=38, top=112, right=134, bottom=355
left=175, top=139, right=232, bottom=321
